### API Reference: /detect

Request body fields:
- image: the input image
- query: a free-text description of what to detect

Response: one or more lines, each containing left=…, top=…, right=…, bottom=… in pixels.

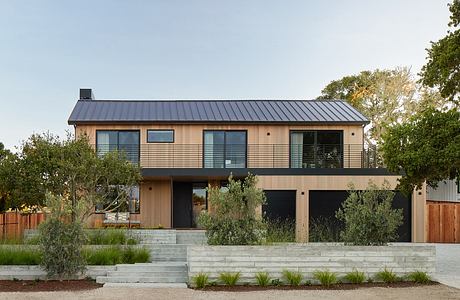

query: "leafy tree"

left=381, top=108, right=460, bottom=192
left=198, top=174, right=267, bottom=245
left=420, top=0, right=460, bottom=106
left=0, top=143, right=16, bottom=212
left=318, top=68, right=448, bottom=145
left=336, top=181, right=403, bottom=246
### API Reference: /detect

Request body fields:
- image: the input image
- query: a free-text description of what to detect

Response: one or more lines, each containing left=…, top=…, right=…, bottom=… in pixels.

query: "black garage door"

left=263, top=190, right=296, bottom=222
left=309, top=190, right=412, bottom=242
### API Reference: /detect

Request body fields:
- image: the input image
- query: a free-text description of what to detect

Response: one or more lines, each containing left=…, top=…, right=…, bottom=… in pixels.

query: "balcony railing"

left=95, top=144, right=378, bottom=169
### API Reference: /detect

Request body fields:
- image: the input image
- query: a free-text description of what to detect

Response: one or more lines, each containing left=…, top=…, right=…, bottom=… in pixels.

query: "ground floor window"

left=192, top=183, right=207, bottom=227
left=95, top=185, right=140, bottom=214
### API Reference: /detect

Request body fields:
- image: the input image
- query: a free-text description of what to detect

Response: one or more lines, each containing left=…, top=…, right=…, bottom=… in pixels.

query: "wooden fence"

left=426, top=201, right=460, bottom=243
left=0, top=212, right=46, bottom=239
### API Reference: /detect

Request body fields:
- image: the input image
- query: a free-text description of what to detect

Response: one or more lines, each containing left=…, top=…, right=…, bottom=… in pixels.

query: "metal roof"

left=68, top=99, right=369, bottom=125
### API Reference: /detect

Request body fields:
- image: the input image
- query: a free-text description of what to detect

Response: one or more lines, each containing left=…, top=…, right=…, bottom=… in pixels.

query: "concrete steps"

left=148, top=244, right=188, bottom=262
left=176, top=230, right=207, bottom=245
left=96, top=262, right=187, bottom=284
left=134, top=229, right=177, bottom=245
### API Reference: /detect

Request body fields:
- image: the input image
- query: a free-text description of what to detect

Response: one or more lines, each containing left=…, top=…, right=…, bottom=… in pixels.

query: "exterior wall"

left=187, top=244, right=436, bottom=284
left=75, top=123, right=365, bottom=168
left=427, top=179, right=460, bottom=202
left=257, top=175, right=426, bottom=243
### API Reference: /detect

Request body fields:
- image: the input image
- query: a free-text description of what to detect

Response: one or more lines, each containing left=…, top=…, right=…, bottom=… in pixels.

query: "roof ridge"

left=77, top=99, right=347, bottom=103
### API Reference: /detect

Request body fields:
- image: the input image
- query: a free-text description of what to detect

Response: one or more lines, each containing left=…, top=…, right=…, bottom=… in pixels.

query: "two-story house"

left=68, top=89, right=426, bottom=242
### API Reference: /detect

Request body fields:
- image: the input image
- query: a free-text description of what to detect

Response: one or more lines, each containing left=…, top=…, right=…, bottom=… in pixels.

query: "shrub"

left=406, top=271, right=431, bottom=284
left=271, top=278, right=281, bottom=286
left=313, top=270, right=337, bottom=287
left=219, top=272, right=241, bottom=286
left=0, top=247, right=41, bottom=265
left=336, top=180, right=403, bottom=246
left=309, top=216, right=342, bottom=242
left=83, top=246, right=150, bottom=265
left=86, top=229, right=139, bottom=245
left=265, top=218, right=295, bottom=243
left=282, top=270, right=303, bottom=286
left=344, top=269, right=366, bottom=284
left=199, top=174, right=267, bottom=245
left=192, top=273, right=209, bottom=289
left=375, top=268, right=399, bottom=283
left=255, top=272, right=270, bottom=286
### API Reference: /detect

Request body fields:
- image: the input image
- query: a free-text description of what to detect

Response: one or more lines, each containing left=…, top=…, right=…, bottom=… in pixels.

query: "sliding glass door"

left=290, top=130, right=343, bottom=168
left=203, top=131, right=247, bottom=168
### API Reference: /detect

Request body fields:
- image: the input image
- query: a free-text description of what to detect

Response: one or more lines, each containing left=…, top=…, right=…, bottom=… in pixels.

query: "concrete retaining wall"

left=188, top=244, right=436, bottom=283
left=0, top=266, right=116, bottom=280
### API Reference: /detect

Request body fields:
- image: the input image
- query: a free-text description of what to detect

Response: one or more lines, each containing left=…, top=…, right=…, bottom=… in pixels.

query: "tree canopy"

left=420, top=0, right=460, bottom=106
left=381, top=108, right=460, bottom=192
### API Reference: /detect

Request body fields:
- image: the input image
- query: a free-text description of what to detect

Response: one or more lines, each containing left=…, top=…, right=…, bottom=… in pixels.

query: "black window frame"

left=95, top=129, right=141, bottom=164
left=202, top=130, right=248, bottom=168
left=146, top=129, right=175, bottom=143
left=289, top=130, right=344, bottom=168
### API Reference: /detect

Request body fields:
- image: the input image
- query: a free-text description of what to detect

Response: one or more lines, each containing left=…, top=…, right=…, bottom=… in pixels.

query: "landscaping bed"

left=0, top=279, right=103, bottom=292
left=192, top=281, right=439, bottom=292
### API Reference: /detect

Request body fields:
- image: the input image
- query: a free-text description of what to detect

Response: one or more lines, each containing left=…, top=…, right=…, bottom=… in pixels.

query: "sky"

left=0, top=0, right=452, bottom=149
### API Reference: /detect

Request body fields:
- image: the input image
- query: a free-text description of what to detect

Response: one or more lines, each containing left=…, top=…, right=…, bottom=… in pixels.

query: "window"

left=96, top=130, right=139, bottom=163
left=96, top=185, right=140, bottom=213
left=147, top=130, right=174, bottom=143
left=192, top=183, right=207, bottom=227
left=203, top=131, right=247, bottom=168
left=290, top=130, right=343, bottom=168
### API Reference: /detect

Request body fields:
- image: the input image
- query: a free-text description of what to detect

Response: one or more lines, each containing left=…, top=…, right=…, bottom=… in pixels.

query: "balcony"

left=96, top=144, right=378, bottom=169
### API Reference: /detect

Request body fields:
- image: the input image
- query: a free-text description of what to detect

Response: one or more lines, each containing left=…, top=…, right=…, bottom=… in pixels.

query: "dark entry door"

left=173, top=182, right=193, bottom=228
left=263, top=190, right=296, bottom=222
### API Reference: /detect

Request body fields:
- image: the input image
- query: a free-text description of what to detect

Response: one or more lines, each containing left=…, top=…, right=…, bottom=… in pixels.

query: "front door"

left=173, top=182, right=193, bottom=228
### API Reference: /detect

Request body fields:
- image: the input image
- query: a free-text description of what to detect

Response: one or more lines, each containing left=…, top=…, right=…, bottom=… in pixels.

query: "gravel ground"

left=1, top=285, right=459, bottom=300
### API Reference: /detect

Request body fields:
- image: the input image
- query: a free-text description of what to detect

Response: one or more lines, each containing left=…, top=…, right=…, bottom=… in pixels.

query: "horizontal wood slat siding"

left=426, top=201, right=460, bottom=243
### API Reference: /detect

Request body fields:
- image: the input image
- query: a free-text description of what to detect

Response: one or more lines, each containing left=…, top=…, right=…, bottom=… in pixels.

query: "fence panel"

left=0, top=212, right=46, bottom=239
left=426, top=201, right=460, bottom=243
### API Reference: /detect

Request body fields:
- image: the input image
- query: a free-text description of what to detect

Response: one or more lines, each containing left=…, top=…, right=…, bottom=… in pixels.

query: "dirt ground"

left=0, top=285, right=459, bottom=300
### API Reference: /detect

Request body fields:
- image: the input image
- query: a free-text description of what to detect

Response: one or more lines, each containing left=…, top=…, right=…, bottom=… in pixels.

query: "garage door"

left=309, top=190, right=412, bottom=242
left=263, top=190, right=296, bottom=222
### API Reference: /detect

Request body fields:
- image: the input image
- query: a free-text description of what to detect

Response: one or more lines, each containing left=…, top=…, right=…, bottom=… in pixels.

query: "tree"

left=318, top=68, right=448, bottom=145
left=2, top=133, right=141, bottom=222
left=381, top=108, right=460, bottom=192
left=336, top=181, right=403, bottom=246
left=198, top=174, right=267, bottom=245
left=420, top=0, right=460, bottom=106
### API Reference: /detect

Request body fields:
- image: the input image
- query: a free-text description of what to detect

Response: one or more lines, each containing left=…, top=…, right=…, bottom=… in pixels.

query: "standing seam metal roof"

left=68, top=99, right=369, bottom=124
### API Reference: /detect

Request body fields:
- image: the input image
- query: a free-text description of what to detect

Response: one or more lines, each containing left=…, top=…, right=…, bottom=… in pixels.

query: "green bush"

left=375, top=268, right=399, bottom=283
left=255, top=272, right=270, bottom=286
left=192, top=273, right=209, bottom=289
left=336, top=181, right=403, bottom=246
left=265, top=219, right=295, bottom=243
left=344, top=269, right=366, bottom=284
left=83, top=246, right=150, bottom=265
left=0, top=247, right=41, bottom=265
left=199, top=174, right=267, bottom=245
left=313, top=270, right=337, bottom=287
left=86, top=229, right=138, bottom=245
left=309, top=216, right=342, bottom=242
left=406, top=271, right=431, bottom=284
left=282, top=269, right=303, bottom=286
left=219, top=272, right=241, bottom=286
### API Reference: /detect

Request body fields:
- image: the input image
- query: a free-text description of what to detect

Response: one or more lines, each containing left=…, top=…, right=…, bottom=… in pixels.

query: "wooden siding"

left=426, top=201, right=460, bottom=243
left=0, top=212, right=46, bottom=239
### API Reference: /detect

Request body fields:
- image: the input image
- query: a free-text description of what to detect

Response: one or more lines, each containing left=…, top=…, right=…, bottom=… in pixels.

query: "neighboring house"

left=68, top=89, right=426, bottom=242
left=427, top=179, right=460, bottom=202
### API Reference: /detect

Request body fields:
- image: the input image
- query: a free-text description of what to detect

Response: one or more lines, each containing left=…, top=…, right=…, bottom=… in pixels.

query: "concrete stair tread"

left=96, top=276, right=187, bottom=283
left=102, top=282, right=187, bottom=288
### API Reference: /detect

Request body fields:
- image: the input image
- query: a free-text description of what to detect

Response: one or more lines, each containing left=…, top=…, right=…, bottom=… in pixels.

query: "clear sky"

left=0, top=0, right=451, bottom=149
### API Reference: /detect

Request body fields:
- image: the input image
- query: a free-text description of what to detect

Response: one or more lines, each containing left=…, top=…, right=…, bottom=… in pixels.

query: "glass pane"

left=119, top=131, right=139, bottom=163
left=316, top=131, right=342, bottom=168
left=128, top=185, right=140, bottom=213
left=204, top=131, right=225, bottom=168
left=290, top=131, right=315, bottom=168
left=97, top=131, right=118, bottom=157
left=147, top=130, right=174, bottom=143
left=225, top=131, right=246, bottom=168
left=192, top=183, right=207, bottom=227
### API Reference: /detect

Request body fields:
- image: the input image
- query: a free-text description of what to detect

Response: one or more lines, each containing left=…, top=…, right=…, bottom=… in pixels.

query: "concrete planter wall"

left=0, top=265, right=116, bottom=280
left=188, top=244, right=436, bottom=284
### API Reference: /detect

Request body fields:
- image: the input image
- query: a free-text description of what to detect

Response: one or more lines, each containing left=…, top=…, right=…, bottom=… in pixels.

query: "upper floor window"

left=203, top=130, right=247, bottom=168
left=147, top=130, right=174, bottom=143
left=290, top=130, right=343, bottom=168
left=96, top=130, right=140, bottom=164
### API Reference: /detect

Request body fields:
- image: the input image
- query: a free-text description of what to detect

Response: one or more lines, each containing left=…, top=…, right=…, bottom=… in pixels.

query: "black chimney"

left=79, top=88, right=94, bottom=100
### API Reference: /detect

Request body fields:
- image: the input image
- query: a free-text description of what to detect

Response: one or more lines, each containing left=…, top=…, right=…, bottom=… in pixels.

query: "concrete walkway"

left=435, top=244, right=460, bottom=289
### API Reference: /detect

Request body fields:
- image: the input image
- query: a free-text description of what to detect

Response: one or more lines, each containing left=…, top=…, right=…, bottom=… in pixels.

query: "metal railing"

left=95, top=143, right=378, bottom=169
